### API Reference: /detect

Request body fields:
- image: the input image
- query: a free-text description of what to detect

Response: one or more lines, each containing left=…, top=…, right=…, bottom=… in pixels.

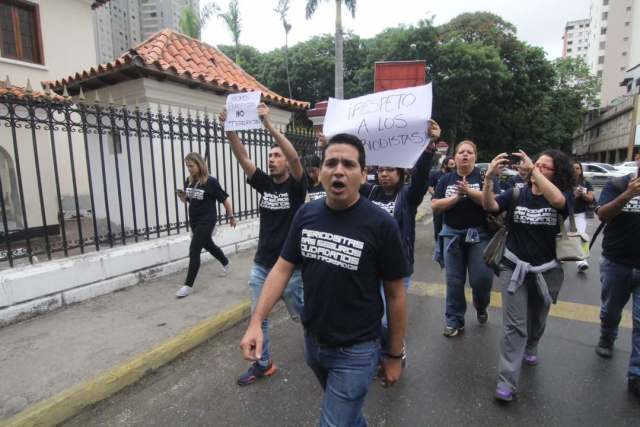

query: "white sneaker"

left=219, top=262, right=230, bottom=277
left=175, top=286, right=192, bottom=298
left=577, top=261, right=589, bottom=273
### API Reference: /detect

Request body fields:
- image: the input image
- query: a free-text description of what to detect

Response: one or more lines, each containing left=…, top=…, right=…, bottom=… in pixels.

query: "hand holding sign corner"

left=224, top=91, right=263, bottom=131
left=322, top=84, right=433, bottom=168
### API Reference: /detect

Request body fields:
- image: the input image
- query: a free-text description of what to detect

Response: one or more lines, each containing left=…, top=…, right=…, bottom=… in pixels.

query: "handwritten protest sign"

left=224, top=91, right=262, bottom=131
left=322, top=84, right=432, bottom=168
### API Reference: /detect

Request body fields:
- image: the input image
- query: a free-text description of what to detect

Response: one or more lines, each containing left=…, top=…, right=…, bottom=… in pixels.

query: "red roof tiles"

left=0, top=83, right=65, bottom=102
left=47, top=29, right=309, bottom=110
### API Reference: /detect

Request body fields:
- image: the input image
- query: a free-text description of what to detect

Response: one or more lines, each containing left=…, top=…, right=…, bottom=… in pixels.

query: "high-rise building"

left=621, top=0, right=640, bottom=95
left=562, top=19, right=590, bottom=60
left=585, top=0, right=635, bottom=106
left=94, top=0, right=197, bottom=65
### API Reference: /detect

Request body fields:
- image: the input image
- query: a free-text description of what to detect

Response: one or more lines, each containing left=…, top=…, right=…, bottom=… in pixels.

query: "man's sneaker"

left=595, top=337, right=614, bottom=359
left=237, top=361, right=278, bottom=386
left=443, top=326, right=464, bottom=338
left=175, top=286, right=192, bottom=298
left=577, top=261, right=589, bottom=273
left=477, top=309, right=489, bottom=325
left=219, top=262, right=230, bottom=277
left=629, top=377, right=640, bottom=400
left=523, top=353, right=539, bottom=366
left=495, top=387, right=514, bottom=402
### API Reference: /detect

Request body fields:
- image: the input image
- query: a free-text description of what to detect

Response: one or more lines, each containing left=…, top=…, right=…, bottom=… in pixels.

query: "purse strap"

left=558, top=202, right=577, bottom=238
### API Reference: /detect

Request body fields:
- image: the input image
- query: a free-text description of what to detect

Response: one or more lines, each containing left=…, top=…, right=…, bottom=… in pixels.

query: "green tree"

left=274, top=0, right=293, bottom=100
left=179, top=2, right=219, bottom=39
left=218, top=0, right=242, bottom=63
left=537, top=57, right=600, bottom=152
left=305, top=0, right=357, bottom=99
left=218, top=44, right=263, bottom=77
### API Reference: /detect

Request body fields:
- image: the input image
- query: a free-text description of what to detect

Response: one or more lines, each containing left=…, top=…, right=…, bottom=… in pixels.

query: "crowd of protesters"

left=174, top=102, right=639, bottom=425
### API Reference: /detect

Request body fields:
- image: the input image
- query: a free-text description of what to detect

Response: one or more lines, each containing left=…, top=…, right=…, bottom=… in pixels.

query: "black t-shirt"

left=185, top=176, right=228, bottom=226
left=496, top=185, right=571, bottom=266
left=281, top=197, right=409, bottom=347
left=599, top=176, right=640, bottom=267
left=507, top=175, right=528, bottom=190
left=433, top=168, right=490, bottom=229
left=308, top=182, right=326, bottom=201
left=248, top=169, right=307, bottom=268
left=368, top=187, right=396, bottom=216
left=574, top=180, right=594, bottom=214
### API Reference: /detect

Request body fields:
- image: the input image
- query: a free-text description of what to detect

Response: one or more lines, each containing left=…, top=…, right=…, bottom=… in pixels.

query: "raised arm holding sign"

left=322, top=84, right=433, bottom=168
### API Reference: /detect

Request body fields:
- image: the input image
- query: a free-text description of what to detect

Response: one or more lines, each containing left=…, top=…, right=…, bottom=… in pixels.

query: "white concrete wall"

left=0, top=218, right=259, bottom=325
left=0, top=0, right=99, bottom=88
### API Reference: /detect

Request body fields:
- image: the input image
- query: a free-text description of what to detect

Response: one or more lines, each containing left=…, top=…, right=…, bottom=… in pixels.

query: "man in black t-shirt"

left=305, top=154, right=326, bottom=201
left=220, top=103, right=307, bottom=387
left=595, top=167, right=640, bottom=400
left=240, top=134, right=409, bottom=426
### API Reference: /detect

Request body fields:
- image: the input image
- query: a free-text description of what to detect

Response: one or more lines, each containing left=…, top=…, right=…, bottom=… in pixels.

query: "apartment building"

left=562, top=19, right=590, bottom=60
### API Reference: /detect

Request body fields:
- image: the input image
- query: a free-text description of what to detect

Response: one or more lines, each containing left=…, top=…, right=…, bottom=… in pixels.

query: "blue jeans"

left=443, top=232, right=494, bottom=328
left=304, top=333, right=381, bottom=427
left=599, top=257, right=640, bottom=379
left=249, top=262, right=304, bottom=367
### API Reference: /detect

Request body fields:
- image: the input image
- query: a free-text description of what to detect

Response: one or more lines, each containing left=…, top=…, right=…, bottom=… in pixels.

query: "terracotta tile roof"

left=0, top=81, right=65, bottom=102
left=46, top=29, right=309, bottom=110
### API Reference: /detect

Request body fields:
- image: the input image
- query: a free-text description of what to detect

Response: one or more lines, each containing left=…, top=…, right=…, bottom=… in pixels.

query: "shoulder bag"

left=483, top=187, right=520, bottom=272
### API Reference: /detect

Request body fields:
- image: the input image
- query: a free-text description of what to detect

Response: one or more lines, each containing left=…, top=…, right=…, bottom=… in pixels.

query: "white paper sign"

left=225, top=91, right=262, bottom=131
left=322, top=84, right=432, bottom=168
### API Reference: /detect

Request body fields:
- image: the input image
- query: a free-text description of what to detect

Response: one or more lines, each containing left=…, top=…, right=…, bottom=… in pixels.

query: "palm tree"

left=274, top=0, right=293, bottom=100
left=218, top=0, right=242, bottom=64
left=305, top=0, right=356, bottom=99
left=179, top=2, right=219, bottom=40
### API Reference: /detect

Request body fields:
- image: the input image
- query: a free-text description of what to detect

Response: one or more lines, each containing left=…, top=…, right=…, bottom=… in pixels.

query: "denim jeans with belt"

left=304, top=333, right=381, bottom=427
left=440, top=225, right=494, bottom=328
left=599, top=257, right=640, bottom=379
left=249, top=262, right=304, bottom=367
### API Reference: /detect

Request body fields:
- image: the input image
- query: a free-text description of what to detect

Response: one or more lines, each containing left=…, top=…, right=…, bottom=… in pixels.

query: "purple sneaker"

left=523, top=353, right=538, bottom=366
left=495, top=387, right=513, bottom=402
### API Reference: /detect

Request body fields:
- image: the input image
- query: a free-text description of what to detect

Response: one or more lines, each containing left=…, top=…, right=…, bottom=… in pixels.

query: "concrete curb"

left=0, top=300, right=251, bottom=427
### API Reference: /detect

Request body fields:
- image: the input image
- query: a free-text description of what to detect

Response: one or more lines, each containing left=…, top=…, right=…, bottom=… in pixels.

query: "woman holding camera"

left=175, top=152, right=236, bottom=298
left=482, top=150, right=574, bottom=402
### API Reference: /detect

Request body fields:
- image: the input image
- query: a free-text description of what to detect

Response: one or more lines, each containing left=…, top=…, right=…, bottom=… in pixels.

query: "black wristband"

left=384, top=351, right=405, bottom=360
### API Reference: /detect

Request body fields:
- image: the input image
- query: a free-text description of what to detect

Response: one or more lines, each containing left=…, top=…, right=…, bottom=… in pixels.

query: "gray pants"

left=497, top=266, right=564, bottom=392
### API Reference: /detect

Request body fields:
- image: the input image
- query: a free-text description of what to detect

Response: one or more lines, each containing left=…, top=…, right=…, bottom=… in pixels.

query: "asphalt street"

left=63, top=213, right=640, bottom=427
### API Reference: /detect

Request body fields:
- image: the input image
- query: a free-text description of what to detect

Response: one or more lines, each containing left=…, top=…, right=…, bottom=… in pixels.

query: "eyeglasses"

left=535, top=164, right=555, bottom=172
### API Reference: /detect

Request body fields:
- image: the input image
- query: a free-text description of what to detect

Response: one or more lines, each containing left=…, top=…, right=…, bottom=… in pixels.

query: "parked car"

left=614, top=161, right=639, bottom=175
left=581, top=162, right=628, bottom=186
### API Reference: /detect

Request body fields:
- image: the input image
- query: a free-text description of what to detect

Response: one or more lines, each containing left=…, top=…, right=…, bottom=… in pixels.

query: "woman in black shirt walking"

left=175, top=153, right=236, bottom=298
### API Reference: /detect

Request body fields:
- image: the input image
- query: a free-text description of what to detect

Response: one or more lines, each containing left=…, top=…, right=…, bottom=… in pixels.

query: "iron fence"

left=0, top=93, right=317, bottom=269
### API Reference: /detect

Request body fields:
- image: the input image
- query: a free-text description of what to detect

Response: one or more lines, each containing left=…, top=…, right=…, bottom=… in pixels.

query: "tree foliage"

left=179, top=2, right=219, bottom=40
left=218, top=0, right=242, bottom=63
left=216, top=12, right=597, bottom=157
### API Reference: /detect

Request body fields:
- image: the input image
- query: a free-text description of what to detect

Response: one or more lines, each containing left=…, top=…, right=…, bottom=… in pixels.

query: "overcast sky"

left=201, top=0, right=592, bottom=60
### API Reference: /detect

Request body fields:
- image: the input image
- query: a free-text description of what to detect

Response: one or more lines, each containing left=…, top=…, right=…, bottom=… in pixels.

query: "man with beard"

left=220, top=103, right=306, bottom=386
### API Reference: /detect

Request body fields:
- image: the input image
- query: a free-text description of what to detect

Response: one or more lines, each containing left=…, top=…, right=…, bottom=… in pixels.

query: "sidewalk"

left=0, top=246, right=256, bottom=425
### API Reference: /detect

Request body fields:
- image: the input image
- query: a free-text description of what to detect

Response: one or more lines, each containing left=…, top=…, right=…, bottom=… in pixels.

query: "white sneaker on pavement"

left=577, top=261, right=589, bottom=272
left=219, top=262, right=230, bottom=277
left=175, top=286, right=192, bottom=298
